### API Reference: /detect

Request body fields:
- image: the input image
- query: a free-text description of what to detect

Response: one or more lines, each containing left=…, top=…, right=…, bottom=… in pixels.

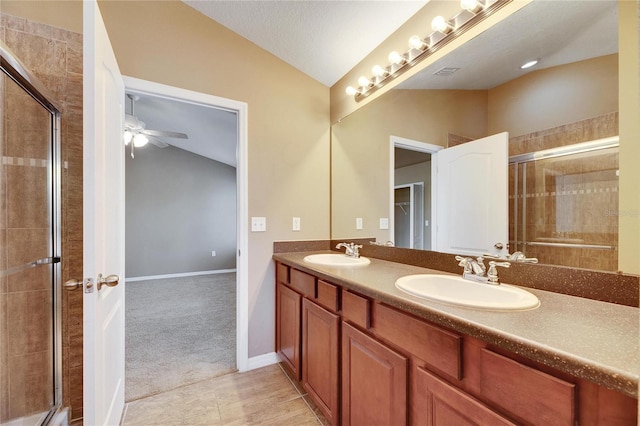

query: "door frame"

left=389, top=136, right=442, bottom=249
left=122, top=76, right=250, bottom=371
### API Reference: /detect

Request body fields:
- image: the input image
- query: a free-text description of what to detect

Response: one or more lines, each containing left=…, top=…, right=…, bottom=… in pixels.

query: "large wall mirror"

left=331, top=0, right=627, bottom=273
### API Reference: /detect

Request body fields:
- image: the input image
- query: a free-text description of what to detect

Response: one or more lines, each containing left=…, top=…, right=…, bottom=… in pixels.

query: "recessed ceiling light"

left=520, top=60, right=539, bottom=69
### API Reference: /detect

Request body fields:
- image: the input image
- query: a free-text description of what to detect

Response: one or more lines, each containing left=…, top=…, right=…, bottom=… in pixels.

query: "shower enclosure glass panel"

left=1, top=44, right=62, bottom=426
left=510, top=141, right=619, bottom=271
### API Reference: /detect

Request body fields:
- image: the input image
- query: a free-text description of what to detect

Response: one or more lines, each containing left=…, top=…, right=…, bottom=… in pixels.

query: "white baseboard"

left=126, top=269, right=237, bottom=282
left=245, top=352, right=279, bottom=371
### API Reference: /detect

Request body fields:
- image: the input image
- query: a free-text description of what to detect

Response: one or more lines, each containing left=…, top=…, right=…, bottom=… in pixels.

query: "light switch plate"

left=251, top=217, right=266, bottom=232
left=292, top=217, right=301, bottom=231
left=356, top=218, right=363, bottom=230
left=379, top=218, right=389, bottom=229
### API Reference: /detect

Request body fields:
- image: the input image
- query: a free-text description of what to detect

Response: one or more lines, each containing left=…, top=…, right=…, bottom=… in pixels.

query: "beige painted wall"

left=618, top=0, right=640, bottom=274
left=97, top=0, right=330, bottom=358
left=488, top=54, right=619, bottom=137
left=1, top=1, right=82, bottom=33
left=332, top=89, right=487, bottom=240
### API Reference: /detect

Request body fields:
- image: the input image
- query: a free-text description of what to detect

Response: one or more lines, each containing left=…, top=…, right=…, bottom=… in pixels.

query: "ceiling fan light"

left=123, top=130, right=133, bottom=145
left=133, top=133, right=149, bottom=147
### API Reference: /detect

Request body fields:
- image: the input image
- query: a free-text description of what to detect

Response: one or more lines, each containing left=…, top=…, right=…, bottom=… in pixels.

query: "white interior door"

left=434, top=132, right=508, bottom=256
left=83, top=1, right=126, bottom=425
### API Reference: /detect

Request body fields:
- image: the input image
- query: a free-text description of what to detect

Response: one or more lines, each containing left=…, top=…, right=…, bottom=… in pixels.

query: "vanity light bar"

left=346, top=0, right=511, bottom=101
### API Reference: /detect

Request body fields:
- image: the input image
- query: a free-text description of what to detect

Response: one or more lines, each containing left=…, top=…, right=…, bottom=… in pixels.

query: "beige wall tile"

left=8, top=350, right=52, bottom=419
left=6, top=289, right=52, bottom=355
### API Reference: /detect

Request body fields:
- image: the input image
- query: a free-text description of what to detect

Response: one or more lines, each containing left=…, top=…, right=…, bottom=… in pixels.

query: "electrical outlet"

left=251, top=217, right=266, bottom=232
left=211, top=251, right=216, bottom=257
left=379, top=218, right=389, bottom=229
left=356, top=218, right=363, bottom=230
left=292, top=217, right=301, bottom=231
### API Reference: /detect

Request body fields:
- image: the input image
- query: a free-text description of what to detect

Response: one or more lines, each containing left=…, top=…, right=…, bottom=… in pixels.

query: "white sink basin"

left=303, top=254, right=371, bottom=267
left=395, top=274, right=540, bottom=311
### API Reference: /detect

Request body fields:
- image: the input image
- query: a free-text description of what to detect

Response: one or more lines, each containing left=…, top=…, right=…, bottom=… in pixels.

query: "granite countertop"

left=273, top=250, right=639, bottom=399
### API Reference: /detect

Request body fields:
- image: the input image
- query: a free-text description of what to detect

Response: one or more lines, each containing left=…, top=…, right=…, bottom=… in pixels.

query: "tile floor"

left=121, top=363, right=328, bottom=425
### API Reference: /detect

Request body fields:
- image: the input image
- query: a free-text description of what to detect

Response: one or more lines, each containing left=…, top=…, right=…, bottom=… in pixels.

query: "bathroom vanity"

left=273, top=251, right=638, bottom=426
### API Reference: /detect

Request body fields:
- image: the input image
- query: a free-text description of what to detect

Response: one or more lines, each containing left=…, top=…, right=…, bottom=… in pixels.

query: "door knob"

left=64, top=278, right=83, bottom=291
left=97, top=273, right=120, bottom=291
left=494, top=242, right=504, bottom=250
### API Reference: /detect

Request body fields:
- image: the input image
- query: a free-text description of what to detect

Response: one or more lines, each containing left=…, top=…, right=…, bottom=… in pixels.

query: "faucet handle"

left=455, top=256, right=473, bottom=273
left=487, top=261, right=510, bottom=284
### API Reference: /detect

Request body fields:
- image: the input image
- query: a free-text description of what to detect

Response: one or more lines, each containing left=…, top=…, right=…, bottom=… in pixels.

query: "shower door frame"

left=1, top=41, right=63, bottom=424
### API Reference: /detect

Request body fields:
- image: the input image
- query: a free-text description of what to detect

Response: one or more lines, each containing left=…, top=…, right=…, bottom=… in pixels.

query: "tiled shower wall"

left=1, top=13, right=84, bottom=421
left=509, top=112, right=619, bottom=271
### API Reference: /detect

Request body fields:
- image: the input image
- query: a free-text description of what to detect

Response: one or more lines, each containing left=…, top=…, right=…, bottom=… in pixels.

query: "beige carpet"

left=125, top=273, right=237, bottom=402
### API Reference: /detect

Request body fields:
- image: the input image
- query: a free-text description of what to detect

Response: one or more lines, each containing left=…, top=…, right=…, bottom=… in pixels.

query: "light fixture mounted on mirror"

left=345, top=0, right=511, bottom=101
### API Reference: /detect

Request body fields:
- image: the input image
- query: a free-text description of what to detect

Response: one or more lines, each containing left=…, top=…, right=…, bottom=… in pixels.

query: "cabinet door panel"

left=276, top=283, right=301, bottom=379
left=414, top=366, right=516, bottom=426
left=302, top=299, right=340, bottom=425
left=342, top=322, right=408, bottom=426
left=480, top=349, right=575, bottom=426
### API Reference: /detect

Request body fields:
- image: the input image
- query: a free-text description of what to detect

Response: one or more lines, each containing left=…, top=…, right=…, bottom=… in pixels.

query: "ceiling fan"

left=124, top=94, right=189, bottom=157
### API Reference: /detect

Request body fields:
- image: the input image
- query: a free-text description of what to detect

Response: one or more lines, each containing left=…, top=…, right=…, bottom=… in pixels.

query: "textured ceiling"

left=182, top=0, right=428, bottom=87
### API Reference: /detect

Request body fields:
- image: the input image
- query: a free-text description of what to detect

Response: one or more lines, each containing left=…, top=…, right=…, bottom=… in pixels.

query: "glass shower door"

left=1, top=45, right=61, bottom=426
left=510, top=140, right=619, bottom=271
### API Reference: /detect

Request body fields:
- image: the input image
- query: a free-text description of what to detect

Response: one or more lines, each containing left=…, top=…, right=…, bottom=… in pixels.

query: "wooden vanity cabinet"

left=302, top=296, right=340, bottom=425
left=413, top=366, right=516, bottom=426
left=276, top=282, right=301, bottom=379
left=275, top=263, right=341, bottom=424
left=274, top=262, right=638, bottom=426
left=341, top=321, right=408, bottom=426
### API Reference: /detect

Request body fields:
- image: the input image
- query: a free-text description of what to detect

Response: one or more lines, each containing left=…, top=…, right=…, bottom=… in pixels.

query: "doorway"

left=122, top=77, right=249, bottom=400
left=390, top=136, right=441, bottom=250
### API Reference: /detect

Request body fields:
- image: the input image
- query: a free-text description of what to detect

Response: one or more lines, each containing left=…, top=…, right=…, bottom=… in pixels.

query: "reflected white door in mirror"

left=391, top=133, right=508, bottom=257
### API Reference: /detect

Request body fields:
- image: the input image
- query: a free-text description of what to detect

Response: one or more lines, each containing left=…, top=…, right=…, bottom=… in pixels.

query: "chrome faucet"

left=336, top=242, right=363, bottom=258
left=455, top=255, right=510, bottom=285
left=483, top=251, right=538, bottom=264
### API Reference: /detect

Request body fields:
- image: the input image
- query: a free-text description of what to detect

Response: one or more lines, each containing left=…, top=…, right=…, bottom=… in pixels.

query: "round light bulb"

left=408, top=35, right=426, bottom=50
left=133, top=133, right=149, bottom=147
left=372, top=65, right=387, bottom=78
left=388, top=51, right=405, bottom=65
left=345, top=86, right=358, bottom=96
left=358, top=76, right=372, bottom=87
left=460, top=0, right=481, bottom=12
left=431, top=16, right=450, bottom=33
left=123, top=129, right=133, bottom=145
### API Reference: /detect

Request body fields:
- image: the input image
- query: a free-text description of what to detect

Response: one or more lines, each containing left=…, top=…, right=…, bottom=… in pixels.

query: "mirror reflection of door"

left=394, top=183, right=425, bottom=249
left=394, top=147, right=432, bottom=249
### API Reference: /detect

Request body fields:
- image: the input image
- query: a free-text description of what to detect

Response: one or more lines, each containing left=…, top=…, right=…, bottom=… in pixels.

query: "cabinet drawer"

left=480, top=349, right=575, bottom=426
left=374, top=303, right=462, bottom=381
left=276, top=262, right=289, bottom=285
left=290, top=269, right=316, bottom=298
left=342, top=290, right=371, bottom=329
left=316, top=280, right=339, bottom=313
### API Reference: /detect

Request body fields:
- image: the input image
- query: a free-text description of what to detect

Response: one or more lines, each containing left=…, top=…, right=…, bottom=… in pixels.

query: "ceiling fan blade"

left=142, top=129, right=189, bottom=139
left=147, top=136, right=170, bottom=148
